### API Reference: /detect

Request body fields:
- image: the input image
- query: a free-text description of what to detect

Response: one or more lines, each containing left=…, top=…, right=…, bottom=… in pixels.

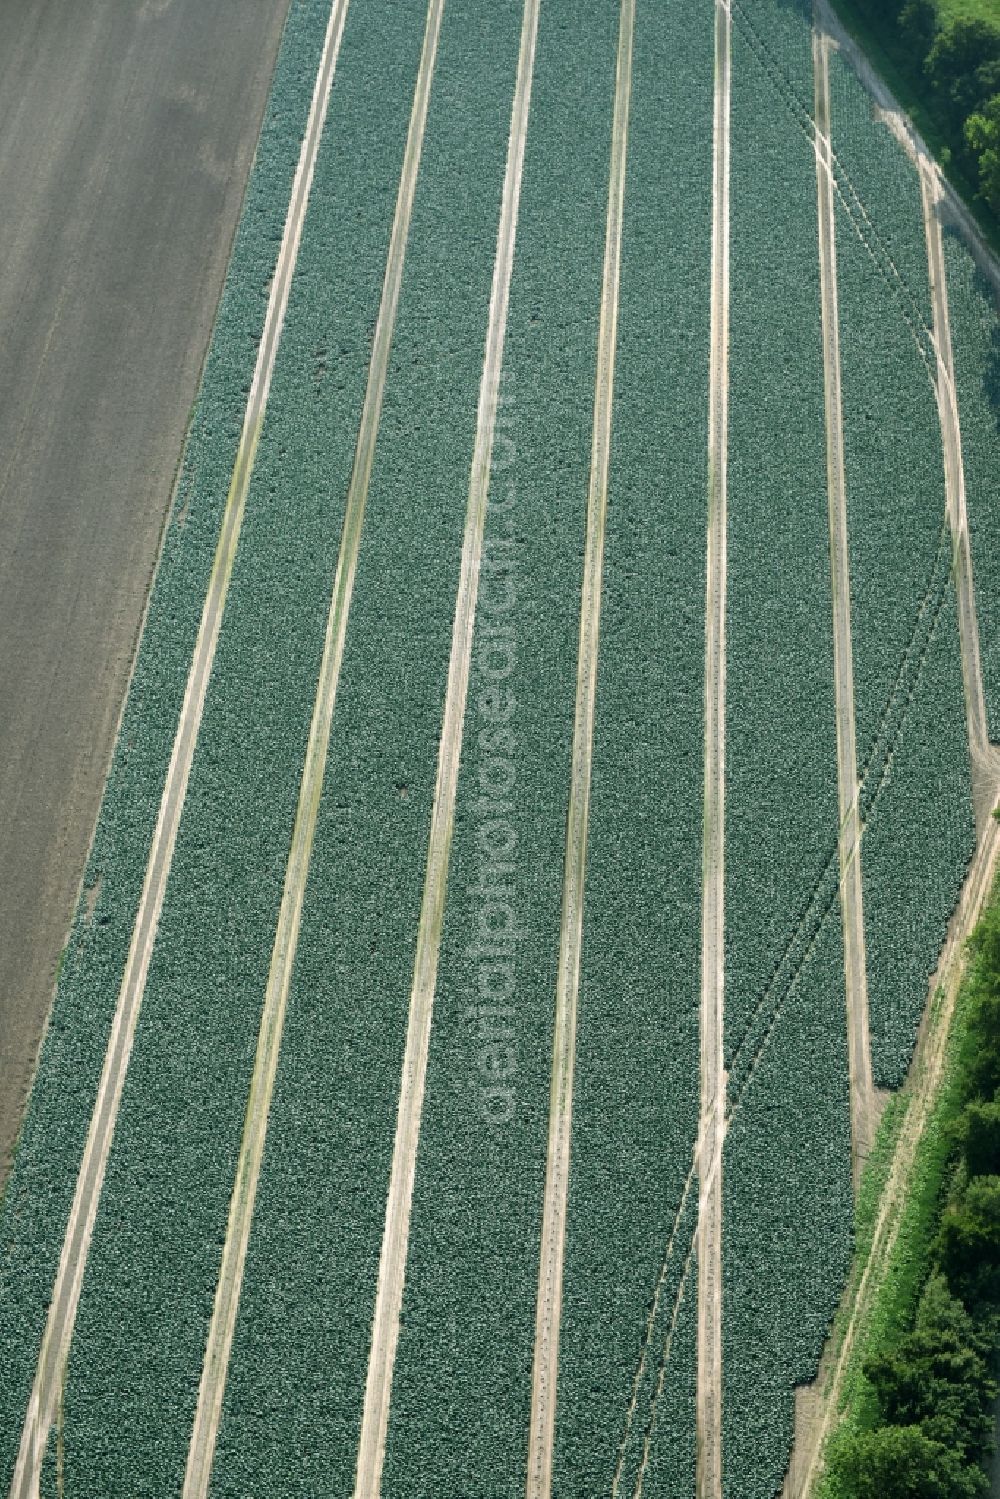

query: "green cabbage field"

left=0, top=0, right=996, bottom=1495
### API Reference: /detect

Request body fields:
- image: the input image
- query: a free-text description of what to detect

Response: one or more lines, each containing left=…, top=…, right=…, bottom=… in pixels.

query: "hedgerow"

left=550, top=3, right=712, bottom=1494
left=833, top=52, right=976, bottom=1089
left=722, top=13, right=854, bottom=1499
left=0, top=0, right=332, bottom=1485
left=941, top=230, right=1000, bottom=743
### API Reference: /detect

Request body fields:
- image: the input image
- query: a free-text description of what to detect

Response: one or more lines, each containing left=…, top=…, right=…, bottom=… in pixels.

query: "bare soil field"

left=0, top=0, right=291, bottom=1186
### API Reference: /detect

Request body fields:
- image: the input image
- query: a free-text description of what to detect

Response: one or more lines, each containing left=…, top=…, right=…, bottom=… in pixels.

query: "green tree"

left=926, top=18, right=1000, bottom=129
left=864, top=1276, right=995, bottom=1460
left=959, top=902, right=1000, bottom=1099
left=961, top=985, right=1000, bottom=1099
left=917, top=1270, right=994, bottom=1360
left=965, top=97, right=1000, bottom=215
left=937, top=1174, right=1000, bottom=1308
left=857, top=0, right=905, bottom=29
left=959, top=1096, right=1000, bottom=1176
left=826, top=1423, right=988, bottom=1498
left=899, top=0, right=937, bottom=60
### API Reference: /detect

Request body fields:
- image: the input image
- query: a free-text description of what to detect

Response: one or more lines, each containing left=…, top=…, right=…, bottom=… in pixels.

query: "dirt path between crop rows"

left=8, top=2, right=351, bottom=1489
left=812, top=17, right=876, bottom=1182
left=178, top=4, right=445, bottom=1493
left=695, top=3, right=731, bottom=1496
left=523, top=5, right=633, bottom=1496
left=350, top=4, right=540, bottom=1493
left=920, top=160, right=1000, bottom=827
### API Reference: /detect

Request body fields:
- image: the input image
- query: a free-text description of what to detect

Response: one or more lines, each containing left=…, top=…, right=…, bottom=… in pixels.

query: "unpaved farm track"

left=525, top=1, right=634, bottom=1493
left=696, top=1, right=730, bottom=1495
left=920, top=160, right=1000, bottom=827
left=813, top=16, right=876, bottom=1178
left=8, top=4, right=350, bottom=1488
left=0, top=0, right=291, bottom=1193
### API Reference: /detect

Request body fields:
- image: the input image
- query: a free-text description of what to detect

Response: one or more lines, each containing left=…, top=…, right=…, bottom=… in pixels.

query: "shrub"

left=828, top=1423, right=988, bottom=1498
left=926, top=18, right=1000, bottom=131
left=864, top=1274, right=995, bottom=1461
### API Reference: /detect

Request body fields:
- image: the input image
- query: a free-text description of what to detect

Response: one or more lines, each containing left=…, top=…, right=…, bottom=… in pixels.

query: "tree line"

left=828, top=877, right=1000, bottom=1496
left=851, top=0, right=1000, bottom=221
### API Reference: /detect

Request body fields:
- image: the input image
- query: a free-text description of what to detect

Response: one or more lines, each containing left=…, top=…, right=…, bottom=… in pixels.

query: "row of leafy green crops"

left=831, top=62, right=943, bottom=762
left=551, top=1, right=713, bottom=1495
left=374, top=3, right=619, bottom=1493
left=942, top=231, right=1000, bottom=744
left=824, top=46, right=933, bottom=336
left=723, top=8, right=853, bottom=1497
left=205, top=5, right=529, bottom=1496
left=726, top=915, right=852, bottom=1499
left=732, top=0, right=932, bottom=336
left=45, top=3, right=438, bottom=1493
left=0, top=0, right=333, bottom=1485
left=831, top=50, right=975, bottom=1091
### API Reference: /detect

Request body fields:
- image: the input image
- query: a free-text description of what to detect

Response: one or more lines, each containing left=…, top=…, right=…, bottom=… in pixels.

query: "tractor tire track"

left=617, top=556, right=956, bottom=1488
left=612, top=1167, right=697, bottom=1496
left=635, top=802, right=1000, bottom=1499
left=7, top=4, right=351, bottom=1491
left=732, top=0, right=938, bottom=384
left=696, top=0, right=730, bottom=1495
left=813, top=14, right=875, bottom=1180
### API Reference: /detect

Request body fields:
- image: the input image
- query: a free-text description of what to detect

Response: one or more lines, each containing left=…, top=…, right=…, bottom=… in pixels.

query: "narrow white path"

left=919, top=158, right=1000, bottom=826
left=813, top=16, right=875, bottom=1179
left=8, top=6, right=351, bottom=1493
left=525, top=3, right=634, bottom=1495
left=351, top=2, right=541, bottom=1492
left=695, top=1, right=730, bottom=1495
left=180, top=3, right=446, bottom=1493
